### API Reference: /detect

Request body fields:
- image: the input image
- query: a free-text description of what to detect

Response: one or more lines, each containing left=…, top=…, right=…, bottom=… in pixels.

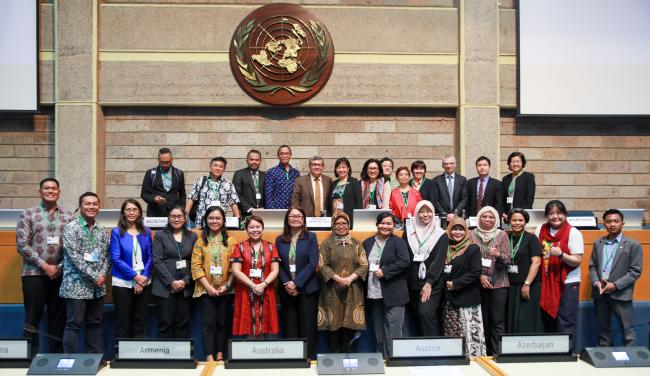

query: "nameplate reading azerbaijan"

left=391, top=338, right=464, bottom=358
left=500, top=334, right=570, bottom=355
left=0, top=339, right=28, bottom=359
left=117, top=340, right=192, bottom=360
left=230, top=340, right=305, bottom=360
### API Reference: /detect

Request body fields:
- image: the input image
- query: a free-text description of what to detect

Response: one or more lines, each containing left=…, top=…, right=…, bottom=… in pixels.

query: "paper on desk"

left=408, top=366, right=464, bottom=376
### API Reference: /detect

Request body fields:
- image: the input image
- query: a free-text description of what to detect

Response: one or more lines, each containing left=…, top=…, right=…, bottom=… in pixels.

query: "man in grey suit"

left=589, top=209, right=643, bottom=346
left=232, top=149, right=266, bottom=215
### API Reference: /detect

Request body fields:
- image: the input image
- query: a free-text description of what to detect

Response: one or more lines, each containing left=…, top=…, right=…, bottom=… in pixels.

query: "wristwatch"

left=524, top=280, right=531, bottom=286
left=558, top=252, right=564, bottom=259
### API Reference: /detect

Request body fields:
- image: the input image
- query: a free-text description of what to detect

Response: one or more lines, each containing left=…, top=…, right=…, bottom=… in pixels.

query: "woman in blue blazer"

left=109, top=199, right=153, bottom=339
left=362, top=212, right=410, bottom=358
left=275, top=206, right=320, bottom=359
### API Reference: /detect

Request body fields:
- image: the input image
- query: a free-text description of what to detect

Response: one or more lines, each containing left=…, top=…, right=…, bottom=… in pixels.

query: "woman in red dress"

left=231, top=215, right=281, bottom=337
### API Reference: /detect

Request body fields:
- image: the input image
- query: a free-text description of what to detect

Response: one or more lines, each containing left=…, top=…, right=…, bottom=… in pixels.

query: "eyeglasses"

left=169, top=215, right=184, bottom=220
left=288, top=215, right=304, bottom=219
left=124, top=208, right=139, bottom=213
left=334, top=222, right=349, bottom=228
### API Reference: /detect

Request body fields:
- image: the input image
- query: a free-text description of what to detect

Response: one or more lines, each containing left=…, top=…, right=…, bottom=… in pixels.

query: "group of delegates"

left=139, top=145, right=536, bottom=231
left=15, top=148, right=642, bottom=361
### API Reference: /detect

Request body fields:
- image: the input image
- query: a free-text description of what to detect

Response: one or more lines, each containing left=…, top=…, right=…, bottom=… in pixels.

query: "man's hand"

left=42, top=264, right=59, bottom=279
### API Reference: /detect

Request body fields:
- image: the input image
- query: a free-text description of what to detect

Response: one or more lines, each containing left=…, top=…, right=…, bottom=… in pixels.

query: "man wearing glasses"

left=292, top=156, right=332, bottom=217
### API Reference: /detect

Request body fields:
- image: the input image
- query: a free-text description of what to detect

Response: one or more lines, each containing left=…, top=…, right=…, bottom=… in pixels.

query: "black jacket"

left=444, top=244, right=482, bottom=308
left=140, top=166, right=186, bottom=217
left=466, top=176, right=503, bottom=217
left=431, top=173, right=468, bottom=217
left=417, top=178, right=439, bottom=205
left=362, top=235, right=410, bottom=307
left=501, top=171, right=536, bottom=212
left=402, top=232, right=448, bottom=291
left=327, top=177, right=362, bottom=222
left=151, top=228, right=198, bottom=298
left=232, top=167, right=266, bottom=214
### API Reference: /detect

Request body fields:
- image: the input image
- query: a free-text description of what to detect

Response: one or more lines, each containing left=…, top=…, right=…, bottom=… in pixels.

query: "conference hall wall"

left=0, top=0, right=649, bottom=223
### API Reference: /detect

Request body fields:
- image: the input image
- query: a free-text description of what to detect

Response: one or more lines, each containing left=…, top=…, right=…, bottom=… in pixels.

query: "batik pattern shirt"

left=16, top=203, right=73, bottom=276
left=59, top=217, right=111, bottom=299
left=189, top=176, right=240, bottom=229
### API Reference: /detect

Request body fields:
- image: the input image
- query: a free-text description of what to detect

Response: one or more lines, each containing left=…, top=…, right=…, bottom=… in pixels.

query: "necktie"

left=314, top=177, right=322, bottom=217
left=447, top=175, right=453, bottom=209
left=477, top=177, right=485, bottom=212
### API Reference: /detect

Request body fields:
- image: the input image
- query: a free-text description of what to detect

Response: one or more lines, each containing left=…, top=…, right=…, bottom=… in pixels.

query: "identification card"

left=255, top=193, right=262, bottom=200
left=444, top=264, right=452, bottom=274
left=368, top=204, right=377, bottom=209
left=289, top=264, right=296, bottom=273
left=210, top=265, right=223, bottom=275
left=508, top=265, right=519, bottom=274
left=133, top=261, right=145, bottom=271
left=249, top=268, right=262, bottom=278
left=335, top=202, right=344, bottom=210
left=507, top=197, right=514, bottom=204
left=369, top=264, right=379, bottom=272
left=176, top=260, right=187, bottom=270
left=210, top=200, right=221, bottom=208
left=413, top=254, right=425, bottom=262
left=47, top=236, right=60, bottom=245
left=481, top=258, right=493, bottom=268
left=83, top=252, right=98, bottom=262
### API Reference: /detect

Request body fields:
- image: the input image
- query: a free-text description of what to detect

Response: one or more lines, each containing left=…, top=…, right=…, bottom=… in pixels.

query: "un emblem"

left=229, top=3, right=335, bottom=106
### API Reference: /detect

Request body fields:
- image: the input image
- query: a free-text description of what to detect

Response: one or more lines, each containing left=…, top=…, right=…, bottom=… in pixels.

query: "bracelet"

left=263, top=281, right=269, bottom=287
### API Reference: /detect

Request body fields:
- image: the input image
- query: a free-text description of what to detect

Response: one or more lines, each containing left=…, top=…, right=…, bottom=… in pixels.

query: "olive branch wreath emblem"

left=233, top=19, right=329, bottom=96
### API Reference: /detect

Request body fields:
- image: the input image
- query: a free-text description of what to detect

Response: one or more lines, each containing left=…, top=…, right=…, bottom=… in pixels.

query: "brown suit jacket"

left=291, top=174, right=332, bottom=217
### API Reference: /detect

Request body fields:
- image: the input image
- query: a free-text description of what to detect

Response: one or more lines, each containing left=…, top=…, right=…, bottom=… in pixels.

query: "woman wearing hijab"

left=469, top=205, right=510, bottom=356
left=403, top=200, right=447, bottom=336
left=536, top=200, right=583, bottom=351
left=443, top=217, right=486, bottom=357
left=318, top=212, right=369, bottom=353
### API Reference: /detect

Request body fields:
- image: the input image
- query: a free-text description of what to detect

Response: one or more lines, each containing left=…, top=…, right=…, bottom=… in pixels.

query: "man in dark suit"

left=291, top=156, right=332, bottom=217
left=140, top=148, right=186, bottom=217
left=466, top=156, right=503, bottom=219
left=589, top=209, right=643, bottom=346
left=431, top=155, right=468, bottom=228
left=232, top=149, right=266, bottom=216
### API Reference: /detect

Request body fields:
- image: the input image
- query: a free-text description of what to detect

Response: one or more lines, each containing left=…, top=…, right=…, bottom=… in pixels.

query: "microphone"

left=23, top=324, right=63, bottom=343
left=346, top=331, right=362, bottom=353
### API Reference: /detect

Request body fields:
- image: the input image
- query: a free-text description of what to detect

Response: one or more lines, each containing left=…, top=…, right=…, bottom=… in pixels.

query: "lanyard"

left=78, top=215, right=97, bottom=247
left=209, top=179, right=222, bottom=194
left=174, top=234, right=183, bottom=260
left=250, top=240, right=263, bottom=267
left=132, top=236, right=140, bottom=261
left=160, top=168, right=172, bottom=183
left=332, top=181, right=347, bottom=198
left=252, top=172, right=260, bottom=192
left=509, top=233, right=524, bottom=262
left=401, top=191, right=409, bottom=207
left=446, top=238, right=468, bottom=263
left=417, top=231, right=434, bottom=251
left=284, top=168, right=291, bottom=182
left=39, top=203, right=59, bottom=233
left=289, top=239, right=297, bottom=263
left=373, top=239, right=385, bottom=260
left=209, top=235, right=222, bottom=264
left=602, top=241, right=618, bottom=271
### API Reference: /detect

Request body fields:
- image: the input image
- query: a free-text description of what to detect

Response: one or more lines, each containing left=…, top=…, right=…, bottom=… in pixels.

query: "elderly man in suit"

left=140, top=148, right=186, bottom=217
left=431, top=154, right=468, bottom=228
left=291, top=156, right=332, bottom=217
left=589, top=209, right=643, bottom=346
left=232, top=149, right=266, bottom=216
left=466, top=156, right=503, bottom=219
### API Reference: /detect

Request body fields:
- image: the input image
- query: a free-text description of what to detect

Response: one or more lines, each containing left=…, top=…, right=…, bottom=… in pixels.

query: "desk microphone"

left=346, top=331, right=362, bottom=353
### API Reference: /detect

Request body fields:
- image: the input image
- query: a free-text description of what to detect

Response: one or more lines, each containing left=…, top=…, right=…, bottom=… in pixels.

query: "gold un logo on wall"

left=229, top=3, right=335, bottom=106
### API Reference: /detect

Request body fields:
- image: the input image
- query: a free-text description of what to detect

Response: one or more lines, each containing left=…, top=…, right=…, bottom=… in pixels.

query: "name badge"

left=210, top=200, right=221, bottom=208
left=481, top=258, right=493, bottom=268
left=134, top=261, right=145, bottom=272
left=413, top=254, right=425, bottom=262
left=444, top=264, right=452, bottom=274
left=210, top=265, right=223, bottom=275
left=289, top=264, right=296, bottom=273
left=508, top=265, right=519, bottom=274
left=335, top=202, right=344, bottom=210
left=47, top=236, right=60, bottom=245
left=176, top=260, right=187, bottom=270
left=249, top=268, right=262, bottom=278
left=507, top=197, right=514, bottom=204
left=369, top=264, right=379, bottom=272
left=83, top=252, right=99, bottom=262
left=368, top=204, right=377, bottom=209
left=255, top=193, right=262, bottom=200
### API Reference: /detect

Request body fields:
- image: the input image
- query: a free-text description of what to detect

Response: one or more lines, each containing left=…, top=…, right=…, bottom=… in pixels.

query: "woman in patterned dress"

left=231, top=215, right=280, bottom=338
left=443, top=217, right=487, bottom=357
left=317, top=212, right=369, bottom=352
left=191, top=206, right=235, bottom=361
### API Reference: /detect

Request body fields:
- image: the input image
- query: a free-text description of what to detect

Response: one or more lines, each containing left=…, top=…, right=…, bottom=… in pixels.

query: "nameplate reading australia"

left=392, top=338, right=464, bottom=358
left=307, top=217, right=332, bottom=228
left=500, top=334, right=570, bottom=355
left=0, top=339, right=28, bottom=359
left=117, top=340, right=192, bottom=360
left=143, top=217, right=168, bottom=228
left=230, top=340, right=305, bottom=360
left=229, top=3, right=335, bottom=106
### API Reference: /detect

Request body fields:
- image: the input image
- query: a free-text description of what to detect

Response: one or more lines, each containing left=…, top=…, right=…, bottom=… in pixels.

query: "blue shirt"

left=602, top=233, right=622, bottom=274
left=264, top=163, right=300, bottom=209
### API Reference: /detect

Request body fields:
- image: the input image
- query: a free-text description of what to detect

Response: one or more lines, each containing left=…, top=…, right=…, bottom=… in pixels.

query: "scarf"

left=446, top=217, right=471, bottom=261
left=474, top=206, right=501, bottom=244
left=538, top=221, right=574, bottom=318
left=406, top=200, right=445, bottom=279
left=361, top=179, right=385, bottom=208
left=331, top=212, right=352, bottom=245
